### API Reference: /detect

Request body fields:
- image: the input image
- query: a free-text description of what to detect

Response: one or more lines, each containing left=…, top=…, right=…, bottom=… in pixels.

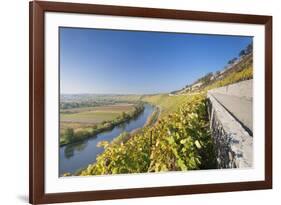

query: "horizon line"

left=60, top=92, right=169, bottom=96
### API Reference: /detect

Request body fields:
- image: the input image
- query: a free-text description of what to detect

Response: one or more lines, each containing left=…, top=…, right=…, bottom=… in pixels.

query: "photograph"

left=28, top=1, right=273, bottom=203
left=59, top=27, right=253, bottom=177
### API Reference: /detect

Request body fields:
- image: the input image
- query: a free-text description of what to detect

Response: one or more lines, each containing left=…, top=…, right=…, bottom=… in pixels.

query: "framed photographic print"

left=29, top=1, right=272, bottom=204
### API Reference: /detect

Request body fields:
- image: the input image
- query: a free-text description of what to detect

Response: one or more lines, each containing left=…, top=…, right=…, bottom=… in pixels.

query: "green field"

left=141, top=94, right=189, bottom=117
left=113, top=95, right=142, bottom=102
left=60, top=103, right=135, bottom=133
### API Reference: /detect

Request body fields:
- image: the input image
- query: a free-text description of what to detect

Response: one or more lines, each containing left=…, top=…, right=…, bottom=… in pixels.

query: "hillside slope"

left=173, top=52, right=253, bottom=95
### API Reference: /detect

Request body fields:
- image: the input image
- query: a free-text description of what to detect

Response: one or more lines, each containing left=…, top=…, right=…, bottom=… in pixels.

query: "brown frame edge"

left=29, top=1, right=272, bottom=204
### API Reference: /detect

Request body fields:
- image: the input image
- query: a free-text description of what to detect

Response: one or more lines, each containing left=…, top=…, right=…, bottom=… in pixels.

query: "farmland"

left=60, top=103, right=135, bottom=132
left=60, top=101, right=145, bottom=146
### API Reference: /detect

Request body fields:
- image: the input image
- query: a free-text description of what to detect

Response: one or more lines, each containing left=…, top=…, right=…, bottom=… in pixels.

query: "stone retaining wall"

left=208, top=79, right=252, bottom=100
left=207, top=81, right=253, bottom=168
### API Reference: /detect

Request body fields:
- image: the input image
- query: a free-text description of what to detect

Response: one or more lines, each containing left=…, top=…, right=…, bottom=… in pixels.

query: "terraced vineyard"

left=79, top=93, right=216, bottom=176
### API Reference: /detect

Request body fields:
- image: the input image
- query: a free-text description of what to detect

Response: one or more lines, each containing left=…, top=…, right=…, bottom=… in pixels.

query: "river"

left=59, top=104, right=155, bottom=175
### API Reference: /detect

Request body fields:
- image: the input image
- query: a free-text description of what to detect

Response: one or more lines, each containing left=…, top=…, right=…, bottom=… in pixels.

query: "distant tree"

left=239, top=49, right=246, bottom=57
left=121, top=112, right=128, bottom=120
left=75, top=130, right=90, bottom=140
left=197, top=72, right=213, bottom=85
left=228, top=59, right=233, bottom=64
left=246, top=43, right=253, bottom=54
left=64, top=128, right=74, bottom=143
left=228, top=57, right=238, bottom=65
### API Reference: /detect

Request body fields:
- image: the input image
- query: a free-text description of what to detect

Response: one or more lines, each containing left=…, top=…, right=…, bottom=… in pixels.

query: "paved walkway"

left=211, top=93, right=253, bottom=134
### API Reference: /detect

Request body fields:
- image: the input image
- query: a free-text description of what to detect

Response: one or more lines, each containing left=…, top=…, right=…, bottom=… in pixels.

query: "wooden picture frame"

left=29, top=1, right=272, bottom=204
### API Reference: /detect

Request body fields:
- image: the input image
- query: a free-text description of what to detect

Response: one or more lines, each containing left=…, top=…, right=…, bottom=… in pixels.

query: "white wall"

left=0, top=0, right=279, bottom=204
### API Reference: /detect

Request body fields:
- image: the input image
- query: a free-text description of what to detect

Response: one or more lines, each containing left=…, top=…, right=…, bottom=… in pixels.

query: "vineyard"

left=204, top=66, right=253, bottom=91
left=79, top=94, right=216, bottom=175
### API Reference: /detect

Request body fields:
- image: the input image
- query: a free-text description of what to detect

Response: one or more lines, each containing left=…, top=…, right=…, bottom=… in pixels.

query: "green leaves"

left=195, top=140, right=202, bottom=149
left=177, top=158, right=187, bottom=171
left=79, top=93, right=214, bottom=176
left=166, top=136, right=175, bottom=145
left=180, top=139, right=187, bottom=144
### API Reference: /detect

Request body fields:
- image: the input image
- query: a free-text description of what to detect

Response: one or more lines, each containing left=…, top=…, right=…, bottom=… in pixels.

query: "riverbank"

left=105, top=104, right=160, bottom=146
left=60, top=103, right=145, bottom=146
left=59, top=104, right=155, bottom=175
left=144, top=105, right=161, bottom=127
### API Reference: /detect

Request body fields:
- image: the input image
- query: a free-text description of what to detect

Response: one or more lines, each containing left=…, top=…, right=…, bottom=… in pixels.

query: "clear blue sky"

left=60, top=27, right=252, bottom=94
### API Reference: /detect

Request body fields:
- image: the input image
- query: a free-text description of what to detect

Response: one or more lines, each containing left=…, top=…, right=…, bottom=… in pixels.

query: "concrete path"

left=211, top=93, right=253, bottom=135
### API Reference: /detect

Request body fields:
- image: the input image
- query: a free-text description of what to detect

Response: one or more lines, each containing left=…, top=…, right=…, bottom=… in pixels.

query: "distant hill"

left=171, top=43, right=253, bottom=95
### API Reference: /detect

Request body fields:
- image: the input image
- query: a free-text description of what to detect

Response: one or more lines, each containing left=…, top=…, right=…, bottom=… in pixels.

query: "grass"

left=61, top=106, right=99, bottom=114
left=141, top=94, right=189, bottom=117
left=60, top=122, right=94, bottom=133
left=61, top=112, right=121, bottom=123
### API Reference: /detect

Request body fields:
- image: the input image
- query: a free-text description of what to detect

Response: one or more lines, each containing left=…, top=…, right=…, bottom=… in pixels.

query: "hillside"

left=172, top=50, right=253, bottom=95
left=140, top=48, right=253, bottom=121
left=141, top=94, right=189, bottom=117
